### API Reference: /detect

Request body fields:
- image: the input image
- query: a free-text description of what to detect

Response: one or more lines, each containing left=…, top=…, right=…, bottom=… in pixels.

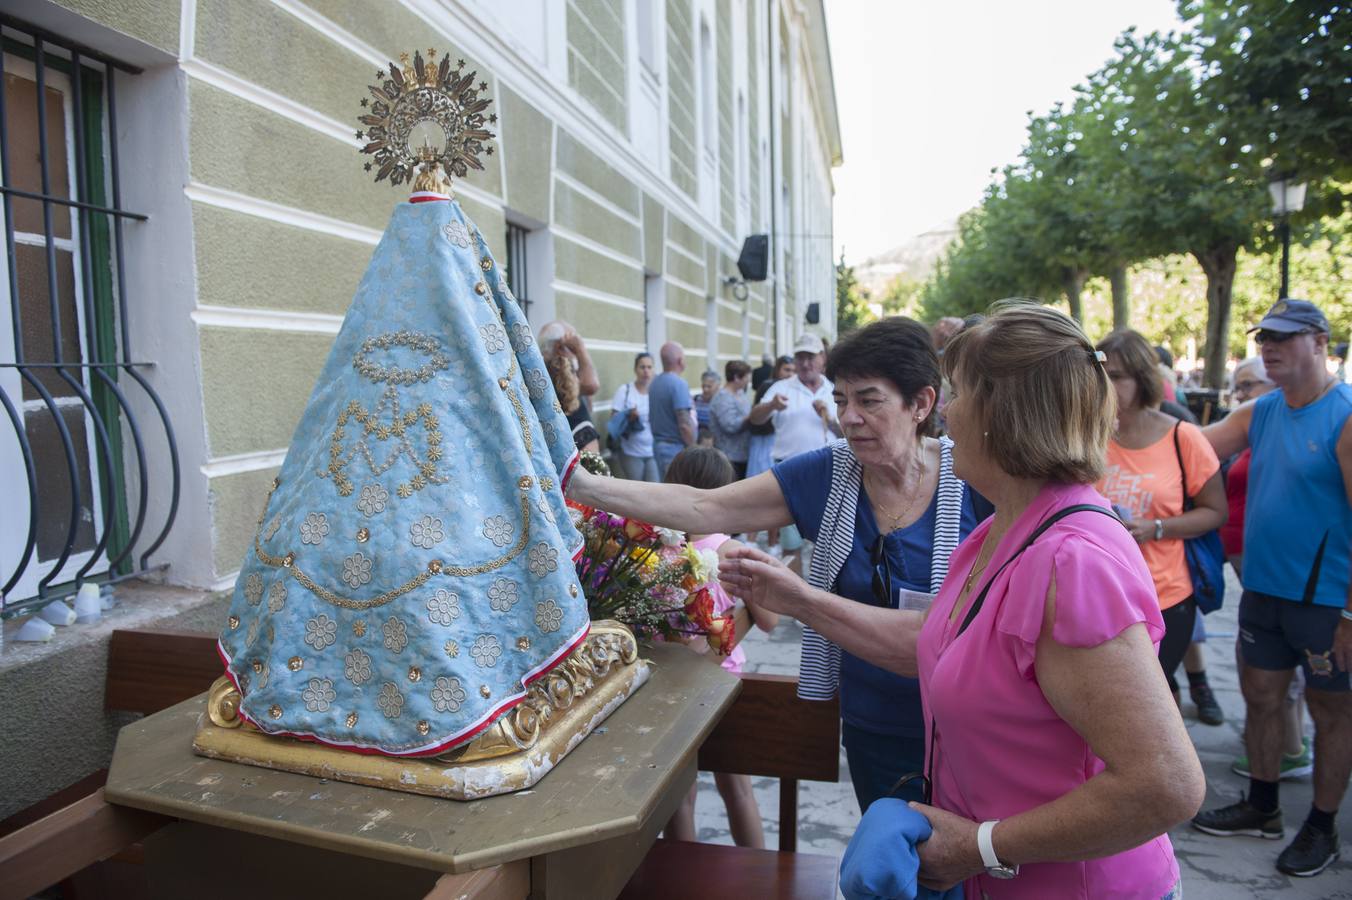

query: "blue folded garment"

left=840, top=799, right=964, bottom=900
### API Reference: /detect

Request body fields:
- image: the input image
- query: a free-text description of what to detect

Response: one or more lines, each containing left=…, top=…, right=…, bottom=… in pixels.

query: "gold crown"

left=358, top=49, right=497, bottom=193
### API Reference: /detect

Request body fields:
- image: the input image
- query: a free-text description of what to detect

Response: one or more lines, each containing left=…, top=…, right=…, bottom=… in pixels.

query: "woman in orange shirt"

left=1096, top=330, right=1227, bottom=703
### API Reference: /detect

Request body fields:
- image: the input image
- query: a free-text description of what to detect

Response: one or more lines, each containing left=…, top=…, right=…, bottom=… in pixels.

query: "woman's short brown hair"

left=942, top=300, right=1114, bottom=484
left=725, top=359, right=752, bottom=383
left=1095, top=329, right=1163, bottom=411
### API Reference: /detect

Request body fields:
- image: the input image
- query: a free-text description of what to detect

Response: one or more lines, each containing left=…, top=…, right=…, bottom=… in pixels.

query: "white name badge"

left=897, top=588, right=936, bottom=612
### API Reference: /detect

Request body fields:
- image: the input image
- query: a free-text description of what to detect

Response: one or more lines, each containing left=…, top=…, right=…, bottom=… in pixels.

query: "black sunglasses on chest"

left=870, top=533, right=893, bottom=607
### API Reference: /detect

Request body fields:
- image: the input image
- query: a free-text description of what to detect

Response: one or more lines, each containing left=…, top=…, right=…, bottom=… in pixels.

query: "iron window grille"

left=504, top=222, right=531, bottom=321
left=0, top=14, right=180, bottom=616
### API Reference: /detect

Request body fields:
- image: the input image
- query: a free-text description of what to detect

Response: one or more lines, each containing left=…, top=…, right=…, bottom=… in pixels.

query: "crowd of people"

left=545, top=296, right=1349, bottom=897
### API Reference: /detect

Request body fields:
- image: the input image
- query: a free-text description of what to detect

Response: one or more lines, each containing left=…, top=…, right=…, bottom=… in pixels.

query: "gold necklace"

left=868, top=451, right=926, bottom=533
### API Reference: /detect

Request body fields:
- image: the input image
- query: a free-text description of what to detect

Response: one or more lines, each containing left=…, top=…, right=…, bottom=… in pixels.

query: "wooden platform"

left=103, top=642, right=739, bottom=900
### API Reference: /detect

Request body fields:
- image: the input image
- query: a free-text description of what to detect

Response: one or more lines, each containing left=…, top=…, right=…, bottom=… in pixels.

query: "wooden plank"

left=617, top=839, right=839, bottom=900
left=105, top=642, right=741, bottom=875
left=528, top=758, right=696, bottom=900
left=0, top=789, right=171, bottom=900
left=423, top=860, right=530, bottom=900
left=104, top=628, right=221, bottom=715
left=696, top=674, right=839, bottom=782
left=778, top=779, right=797, bottom=854
left=0, top=768, right=108, bottom=838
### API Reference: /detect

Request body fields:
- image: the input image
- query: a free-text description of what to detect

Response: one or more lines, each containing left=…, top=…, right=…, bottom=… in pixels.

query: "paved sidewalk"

left=691, top=562, right=1351, bottom=897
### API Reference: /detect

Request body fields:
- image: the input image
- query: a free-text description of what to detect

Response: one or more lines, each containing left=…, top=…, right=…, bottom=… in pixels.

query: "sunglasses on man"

left=1254, top=329, right=1316, bottom=345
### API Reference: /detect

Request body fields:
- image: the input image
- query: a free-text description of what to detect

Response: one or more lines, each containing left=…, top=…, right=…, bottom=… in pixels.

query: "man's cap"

left=1248, top=299, right=1330, bottom=335
left=792, top=332, right=824, bottom=355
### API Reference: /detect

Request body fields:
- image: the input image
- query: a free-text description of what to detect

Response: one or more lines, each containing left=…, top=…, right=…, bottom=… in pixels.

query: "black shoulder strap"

left=957, top=504, right=1121, bottom=637
left=1172, top=421, right=1191, bottom=501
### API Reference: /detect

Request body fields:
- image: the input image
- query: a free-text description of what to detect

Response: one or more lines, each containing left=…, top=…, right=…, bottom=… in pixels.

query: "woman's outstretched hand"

left=718, top=545, right=808, bottom=616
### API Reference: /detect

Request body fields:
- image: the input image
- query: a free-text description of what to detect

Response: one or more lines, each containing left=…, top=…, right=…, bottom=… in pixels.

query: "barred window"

left=0, top=16, right=178, bottom=613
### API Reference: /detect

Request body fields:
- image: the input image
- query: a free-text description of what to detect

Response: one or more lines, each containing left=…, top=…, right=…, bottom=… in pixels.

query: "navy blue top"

left=648, top=371, right=692, bottom=445
left=773, top=446, right=979, bottom=737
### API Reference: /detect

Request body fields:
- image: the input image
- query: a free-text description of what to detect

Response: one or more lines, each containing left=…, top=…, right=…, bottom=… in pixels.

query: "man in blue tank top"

left=1191, top=300, right=1352, bottom=879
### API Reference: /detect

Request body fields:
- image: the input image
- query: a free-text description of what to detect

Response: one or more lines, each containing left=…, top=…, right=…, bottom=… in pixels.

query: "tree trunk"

left=1109, top=264, right=1130, bottom=330
left=1192, top=244, right=1239, bottom=389
left=1063, top=268, right=1087, bottom=323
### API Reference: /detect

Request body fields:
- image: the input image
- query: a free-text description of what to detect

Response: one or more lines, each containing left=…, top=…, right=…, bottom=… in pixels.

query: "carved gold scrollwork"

left=207, top=676, right=244, bottom=729
left=434, top=621, right=640, bottom=764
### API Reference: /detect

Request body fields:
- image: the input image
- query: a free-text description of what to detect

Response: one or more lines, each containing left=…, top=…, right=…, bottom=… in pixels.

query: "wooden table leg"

left=529, top=758, right=697, bottom=900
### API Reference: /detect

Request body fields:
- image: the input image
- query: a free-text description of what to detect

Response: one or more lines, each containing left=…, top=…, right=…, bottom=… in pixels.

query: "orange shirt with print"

left=1097, top=421, right=1220, bottom=609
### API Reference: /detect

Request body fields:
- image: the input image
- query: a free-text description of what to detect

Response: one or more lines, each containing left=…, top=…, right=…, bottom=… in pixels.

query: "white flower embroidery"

left=302, top=677, right=336, bottom=712
left=487, top=578, right=519, bottom=612
left=377, top=682, right=404, bottom=719
left=528, top=542, right=558, bottom=577
left=357, top=483, right=389, bottom=517
left=542, top=422, right=557, bottom=445
left=246, top=618, right=260, bottom=647
left=479, top=323, right=507, bottom=353
left=256, top=660, right=270, bottom=689
left=244, top=572, right=264, bottom=606
left=267, top=580, right=288, bottom=613
left=536, top=494, right=556, bottom=524
left=341, top=551, right=373, bottom=588
left=535, top=599, right=564, bottom=633
left=526, top=368, right=548, bottom=400
left=426, top=589, right=461, bottom=626
left=382, top=616, right=408, bottom=653
left=265, top=516, right=281, bottom=539
left=431, top=676, right=467, bottom=713
left=471, top=634, right=503, bottom=668
left=304, top=614, right=337, bottom=650
left=299, top=512, right=330, bottom=545
left=483, top=515, right=514, bottom=548
left=442, top=221, right=471, bottom=248
left=344, top=649, right=372, bottom=685
left=509, top=323, right=533, bottom=352
left=409, top=514, right=445, bottom=549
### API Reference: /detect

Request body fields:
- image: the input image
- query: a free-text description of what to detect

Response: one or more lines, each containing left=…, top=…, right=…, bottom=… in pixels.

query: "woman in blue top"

left=568, top=317, right=981, bottom=811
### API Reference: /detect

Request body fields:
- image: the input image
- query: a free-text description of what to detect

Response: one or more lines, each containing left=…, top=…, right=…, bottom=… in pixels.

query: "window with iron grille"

left=0, top=15, right=179, bottom=615
left=504, top=222, right=531, bottom=321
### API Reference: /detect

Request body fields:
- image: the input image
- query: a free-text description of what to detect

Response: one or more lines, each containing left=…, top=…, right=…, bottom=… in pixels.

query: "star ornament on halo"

left=357, top=48, right=496, bottom=191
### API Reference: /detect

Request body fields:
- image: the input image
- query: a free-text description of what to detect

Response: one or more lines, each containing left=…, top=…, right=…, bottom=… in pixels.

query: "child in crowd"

left=660, top=446, right=779, bottom=848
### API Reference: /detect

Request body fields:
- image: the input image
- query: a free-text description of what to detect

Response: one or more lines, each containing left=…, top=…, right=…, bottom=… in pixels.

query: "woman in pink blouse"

left=723, top=302, right=1204, bottom=898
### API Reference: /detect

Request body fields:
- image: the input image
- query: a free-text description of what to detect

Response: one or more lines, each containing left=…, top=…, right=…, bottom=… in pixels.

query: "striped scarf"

left=797, top=436, right=965, bottom=700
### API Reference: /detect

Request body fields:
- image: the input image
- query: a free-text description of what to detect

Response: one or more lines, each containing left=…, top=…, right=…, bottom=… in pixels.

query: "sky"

left=824, top=0, right=1187, bottom=264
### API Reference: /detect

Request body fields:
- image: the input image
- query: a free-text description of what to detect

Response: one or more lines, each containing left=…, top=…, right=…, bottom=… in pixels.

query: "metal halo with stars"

left=358, top=48, right=498, bottom=187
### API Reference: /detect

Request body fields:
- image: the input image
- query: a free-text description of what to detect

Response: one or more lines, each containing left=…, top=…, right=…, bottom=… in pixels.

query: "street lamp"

left=1267, top=173, right=1306, bottom=300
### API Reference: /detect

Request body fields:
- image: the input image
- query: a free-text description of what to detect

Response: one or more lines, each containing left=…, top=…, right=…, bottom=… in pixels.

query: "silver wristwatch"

left=977, top=820, right=1018, bottom=880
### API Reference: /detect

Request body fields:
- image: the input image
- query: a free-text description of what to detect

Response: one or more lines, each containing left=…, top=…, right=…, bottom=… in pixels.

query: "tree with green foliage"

left=835, top=252, right=873, bottom=335
left=1184, top=0, right=1352, bottom=194
left=1089, top=30, right=1270, bottom=386
left=880, top=276, right=923, bottom=318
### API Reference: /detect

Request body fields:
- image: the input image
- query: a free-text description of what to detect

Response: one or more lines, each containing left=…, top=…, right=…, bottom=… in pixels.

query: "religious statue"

left=193, top=50, right=651, bottom=799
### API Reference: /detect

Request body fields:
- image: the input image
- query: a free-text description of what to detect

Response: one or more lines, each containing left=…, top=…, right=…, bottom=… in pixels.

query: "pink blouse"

left=916, top=482, right=1178, bottom=899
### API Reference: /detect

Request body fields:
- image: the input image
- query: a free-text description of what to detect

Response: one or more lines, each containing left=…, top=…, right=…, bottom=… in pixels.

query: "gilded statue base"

left=192, top=622, right=652, bottom=800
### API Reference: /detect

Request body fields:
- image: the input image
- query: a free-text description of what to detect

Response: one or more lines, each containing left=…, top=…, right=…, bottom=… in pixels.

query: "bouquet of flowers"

left=568, top=499, right=738, bottom=655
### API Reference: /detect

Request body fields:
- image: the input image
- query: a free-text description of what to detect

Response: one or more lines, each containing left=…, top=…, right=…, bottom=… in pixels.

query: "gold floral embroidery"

left=444, top=639, right=460, bottom=658
left=353, top=619, right=367, bottom=638
left=321, top=388, right=447, bottom=500
left=351, top=330, right=449, bottom=385
left=346, top=712, right=358, bottom=728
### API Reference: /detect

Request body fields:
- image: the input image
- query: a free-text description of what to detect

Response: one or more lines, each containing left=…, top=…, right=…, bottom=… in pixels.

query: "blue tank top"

left=1243, top=383, right=1352, bottom=606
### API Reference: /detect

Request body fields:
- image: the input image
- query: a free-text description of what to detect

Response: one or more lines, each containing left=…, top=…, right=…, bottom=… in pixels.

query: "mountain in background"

left=853, top=219, right=959, bottom=298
